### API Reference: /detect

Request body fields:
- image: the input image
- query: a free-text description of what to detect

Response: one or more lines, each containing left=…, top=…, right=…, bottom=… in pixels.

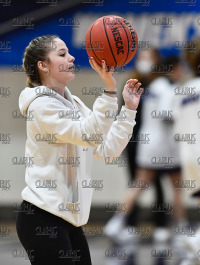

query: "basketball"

left=85, top=15, right=138, bottom=69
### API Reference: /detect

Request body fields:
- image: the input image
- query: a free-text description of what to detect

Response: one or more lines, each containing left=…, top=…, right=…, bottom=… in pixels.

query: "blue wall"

left=1, top=0, right=200, bottom=67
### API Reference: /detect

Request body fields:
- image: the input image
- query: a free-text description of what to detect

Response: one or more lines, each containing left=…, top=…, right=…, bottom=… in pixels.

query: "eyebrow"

left=58, top=48, right=68, bottom=52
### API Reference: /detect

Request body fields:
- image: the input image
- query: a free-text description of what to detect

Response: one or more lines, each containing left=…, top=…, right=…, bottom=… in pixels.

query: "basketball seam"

left=102, top=16, right=117, bottom=67
left=89, top=21, right=102, bottom=64
left=116, top=18, right=130, bottom=66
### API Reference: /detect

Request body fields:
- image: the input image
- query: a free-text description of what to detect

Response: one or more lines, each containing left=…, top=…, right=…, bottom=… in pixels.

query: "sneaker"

left=183, top=234, right=200, bottom=265
left=104, top=213, right=125, bottom=241
left=153, top=227, right=171, bottom=244
left=115, top=226, right=140, bottom=246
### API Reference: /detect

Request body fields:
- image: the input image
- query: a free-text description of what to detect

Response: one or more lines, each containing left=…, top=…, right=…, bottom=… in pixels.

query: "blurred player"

left=104, top=53, right=187, bottom=265
left=175, top=40, right=200, bottom=265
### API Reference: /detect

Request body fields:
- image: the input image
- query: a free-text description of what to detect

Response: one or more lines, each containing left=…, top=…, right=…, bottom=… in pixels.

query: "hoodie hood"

left=19, top=85, right=77, bottom=117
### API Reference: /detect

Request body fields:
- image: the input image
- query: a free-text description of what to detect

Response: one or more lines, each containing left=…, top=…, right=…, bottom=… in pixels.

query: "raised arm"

left=93, top=79, right=143, bottom=160
left=38, top=58, right=119, bottom=147
left=39, top=93, right=117, bottom=147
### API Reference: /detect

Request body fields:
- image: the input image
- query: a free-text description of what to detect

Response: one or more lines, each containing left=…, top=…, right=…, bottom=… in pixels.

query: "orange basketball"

left=85, top=15, right=138, bottom=69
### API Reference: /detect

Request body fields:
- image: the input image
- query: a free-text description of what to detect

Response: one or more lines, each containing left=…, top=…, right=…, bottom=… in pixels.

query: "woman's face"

left=137, top=50, right=155, bottom=62
left=44, top=38, right=75, bottom=85
left=135, top=50, right=156, bottom=75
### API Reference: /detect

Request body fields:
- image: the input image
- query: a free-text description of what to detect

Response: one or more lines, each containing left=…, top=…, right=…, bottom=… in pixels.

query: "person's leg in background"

left=168, top=170, right=188, bottom=263
left=104, top=168, right=156, bottom=245
left=104, top=167, right=168, bottom=265
left=153, top=173, right=167, bottom=227
left=169, top=170, right=186, bottom=223
left=103, top=143, right=141, bottom=265
left=123, top=168, right=156, bottom=215
left=103, top=140, right=142, bottom=241
left=152, top=174, right=171, bottom=248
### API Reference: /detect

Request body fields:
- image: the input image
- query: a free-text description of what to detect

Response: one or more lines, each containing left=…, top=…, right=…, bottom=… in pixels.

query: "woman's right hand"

left=89, top=57, right=116, bottom=91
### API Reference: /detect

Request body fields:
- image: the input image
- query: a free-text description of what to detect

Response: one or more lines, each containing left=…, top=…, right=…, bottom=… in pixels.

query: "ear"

left=37, top=61, right=49, bottom=73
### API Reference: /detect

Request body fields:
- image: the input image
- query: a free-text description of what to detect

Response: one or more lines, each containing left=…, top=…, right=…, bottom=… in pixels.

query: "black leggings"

left=16, top=200, right=92, bottom=265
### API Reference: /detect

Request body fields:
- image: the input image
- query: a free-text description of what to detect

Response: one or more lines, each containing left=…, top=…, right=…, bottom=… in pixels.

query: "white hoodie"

left=19, top=85, right=137, bottom=227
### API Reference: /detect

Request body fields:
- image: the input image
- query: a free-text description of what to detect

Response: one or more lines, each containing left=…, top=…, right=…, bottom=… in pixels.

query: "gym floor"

left=0, top=222, right=183, bottom=265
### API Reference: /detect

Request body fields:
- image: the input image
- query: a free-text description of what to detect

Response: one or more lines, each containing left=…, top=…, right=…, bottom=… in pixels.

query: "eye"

left=60, top=53, right=65, bottom=57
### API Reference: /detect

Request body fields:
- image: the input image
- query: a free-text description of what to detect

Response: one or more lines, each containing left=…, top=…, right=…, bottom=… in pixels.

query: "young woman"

left=15, top=35, right=143, bottom=265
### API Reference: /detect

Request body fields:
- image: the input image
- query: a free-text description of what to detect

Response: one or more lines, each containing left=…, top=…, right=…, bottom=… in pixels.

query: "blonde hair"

left=22, top=35, right=59, bottom=87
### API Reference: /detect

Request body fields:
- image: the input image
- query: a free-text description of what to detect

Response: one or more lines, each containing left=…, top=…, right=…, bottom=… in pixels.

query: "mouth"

left=69, top=65, right=75, bottom=72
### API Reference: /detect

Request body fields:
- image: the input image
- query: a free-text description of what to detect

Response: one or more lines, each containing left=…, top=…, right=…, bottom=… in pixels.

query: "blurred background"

left=1, top=0, right=200, bottom=264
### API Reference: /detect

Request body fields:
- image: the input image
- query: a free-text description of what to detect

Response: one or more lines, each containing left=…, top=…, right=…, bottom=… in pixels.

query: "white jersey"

left=136, top=77, right=180, bottom=169
left=174, top=77, right=200, bottom=195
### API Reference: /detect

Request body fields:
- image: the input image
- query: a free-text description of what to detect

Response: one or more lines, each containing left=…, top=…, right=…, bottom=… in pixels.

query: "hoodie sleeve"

left=93, top=106, right=137, bottom=161
left=40, top=93, right=118, bottom=147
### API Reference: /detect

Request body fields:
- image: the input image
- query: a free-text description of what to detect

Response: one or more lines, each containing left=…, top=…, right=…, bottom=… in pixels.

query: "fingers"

left=125, top=79, right=143, bottom=95
left=132, top=82, right=142, bottom=94
left=89, top=57, right=114, bottom=74
left=101, top=60, right=114, bottom=73
left=89, top=57, right=101, bottom=73
left=138, top=87, right=144, bottom=95
left=126, top=79, right=138, bottom=87
left=89, top=58, right=97, bottom=71
left=108, top=66, right=114, bottom=75
left=102, top=60, right=108, bottom=72
left=89, top=57, right=97, bottom=71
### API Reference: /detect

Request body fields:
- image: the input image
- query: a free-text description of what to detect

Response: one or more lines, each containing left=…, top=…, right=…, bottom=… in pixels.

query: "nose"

left=69, top=53, right=75, bottom=62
